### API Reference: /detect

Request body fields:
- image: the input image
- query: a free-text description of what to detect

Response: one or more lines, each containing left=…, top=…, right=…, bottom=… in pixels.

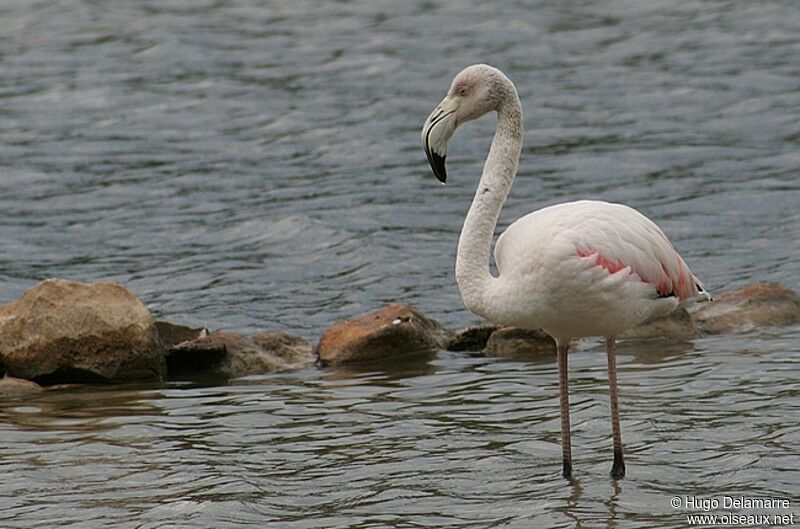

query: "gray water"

left=1, top=1, right=799, bottom=527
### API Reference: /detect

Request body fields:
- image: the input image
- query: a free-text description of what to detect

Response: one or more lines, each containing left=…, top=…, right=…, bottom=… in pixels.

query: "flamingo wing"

left=496, top=200, right=706, bottom=301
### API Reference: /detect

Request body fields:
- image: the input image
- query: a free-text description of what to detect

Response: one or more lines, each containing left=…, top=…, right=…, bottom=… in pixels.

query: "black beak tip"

left=426, top=150, right=447, bottom=184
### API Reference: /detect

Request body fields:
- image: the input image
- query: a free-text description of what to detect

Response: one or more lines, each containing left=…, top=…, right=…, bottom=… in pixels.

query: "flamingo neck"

left=455, top=98, right=523, bottom=319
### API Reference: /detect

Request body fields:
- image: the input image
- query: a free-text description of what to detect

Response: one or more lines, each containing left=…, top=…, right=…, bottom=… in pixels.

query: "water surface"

left=1, top=1, right=799, bottom=527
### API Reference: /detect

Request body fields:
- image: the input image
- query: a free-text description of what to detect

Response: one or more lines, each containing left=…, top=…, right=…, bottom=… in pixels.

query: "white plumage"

left=492, top=199, right=707, bottom=339
left=421, top=64, right=710, bottom=480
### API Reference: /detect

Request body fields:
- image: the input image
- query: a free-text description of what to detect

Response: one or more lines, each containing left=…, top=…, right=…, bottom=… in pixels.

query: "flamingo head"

left=421, top=64, right=515, bottom=184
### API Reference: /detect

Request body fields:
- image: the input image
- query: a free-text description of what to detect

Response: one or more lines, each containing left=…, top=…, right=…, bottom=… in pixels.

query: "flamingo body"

left=491, top=199, right=706, bottom=340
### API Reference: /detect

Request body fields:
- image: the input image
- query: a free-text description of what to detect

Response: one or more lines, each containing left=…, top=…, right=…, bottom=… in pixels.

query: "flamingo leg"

left=557, top=343, right=573, bottom=480
left=606, top=337, right=626, bottom=479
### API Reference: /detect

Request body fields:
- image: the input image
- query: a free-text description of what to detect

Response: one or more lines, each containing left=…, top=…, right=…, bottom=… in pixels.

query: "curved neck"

left=455, top=98, right=523, bottom=318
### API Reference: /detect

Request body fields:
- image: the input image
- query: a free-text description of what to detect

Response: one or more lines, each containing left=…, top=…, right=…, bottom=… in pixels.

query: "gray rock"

left=251, top=331, right=315, bottom=366
left=167, top=331, right=314, bottom=378
left=448, top=323, right=502, bottom=351
left=165, top=332, right=228, bottom=375
left=621, top=308, right=700, bottom=340
left=485, top=327, right=555, bottom=358
left=689, top=283, right=800, bottom=334
left=155, top=320, right=207, bottom=349
left=0, top=279, right=165, bottom=384
left=315, top=304, right=449, bottom=365
left=0, top=376, right=43, bottom=398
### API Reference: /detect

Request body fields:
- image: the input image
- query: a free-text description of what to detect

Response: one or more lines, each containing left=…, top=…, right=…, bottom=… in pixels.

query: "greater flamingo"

left=421, top=64, right=710, bottom=480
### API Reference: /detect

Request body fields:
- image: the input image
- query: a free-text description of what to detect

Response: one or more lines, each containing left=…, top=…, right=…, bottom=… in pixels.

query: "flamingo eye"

left=458, top=87, right=468, bottom=96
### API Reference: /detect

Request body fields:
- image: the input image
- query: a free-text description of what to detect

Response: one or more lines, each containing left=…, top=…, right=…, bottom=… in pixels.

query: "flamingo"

left=421, top=64, right=711, bottom=480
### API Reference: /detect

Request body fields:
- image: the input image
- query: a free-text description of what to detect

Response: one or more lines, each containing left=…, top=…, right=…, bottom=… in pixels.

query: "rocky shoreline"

left=1, top=278, right=799, bottom=395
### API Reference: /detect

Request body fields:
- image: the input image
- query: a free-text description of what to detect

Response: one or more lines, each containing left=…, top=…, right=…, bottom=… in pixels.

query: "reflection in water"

left=319, top=350, right=441, bottom=382
left=615, top=338, right=696, bottom=367
left=560, top=475, right=620, bottom=529
left=0, top=384, right=163, bottom=431
left=605, top=480, right=622, bottom=529
left=563, top=479, right=583, bottom=527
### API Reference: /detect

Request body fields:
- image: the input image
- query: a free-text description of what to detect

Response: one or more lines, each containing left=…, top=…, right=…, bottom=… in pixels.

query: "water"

left=1, top=0, right=799, bottom=527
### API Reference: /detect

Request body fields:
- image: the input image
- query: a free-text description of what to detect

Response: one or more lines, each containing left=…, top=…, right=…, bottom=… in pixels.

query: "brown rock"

left=448, top=323, right=502, bottom=351
left=315, top=304, right=449, bottom=365
left=689, top=283, right=800, bottom=334
left=0, top=376, right=43, bottom=398
left=167, top=331, right=314, bottom=378
left=0, top=279, right=165, bottom=384
left=621, top=308, right=700, bottom=340
left=485, top=327, right=555, bottom=358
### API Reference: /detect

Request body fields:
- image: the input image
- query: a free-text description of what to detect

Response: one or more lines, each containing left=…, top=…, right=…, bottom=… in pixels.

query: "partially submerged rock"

left=0, top=376, right=43, bottom=398
left=155, top=320, right=207, bottom=349
left=165, top=331, right=228, bottom=375
left=315, top=304, right=449, bottom=365
left=447, top=323, right=556, bottom=358
left=485, top=327, right=555, bottom=358
left=448, top=323, right=502, bottom=351
left=251, top=331, right=315, bottom=366
left=0, top=279, right=165, bottom=384
left=689, top=283, right=800, bottom=334
left=167, top=330, right=314, bottom=378
left=621, top=308, right=700, bottom=340
left=2, top=279, right=793, bottom=386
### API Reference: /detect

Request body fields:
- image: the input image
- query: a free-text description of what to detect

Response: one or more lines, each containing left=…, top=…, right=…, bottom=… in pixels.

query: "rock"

left=448, top=323, right=502, bottom=351
left=155, top=320, right=207, bottom=349
left=689, top=283, right=800, bottom=334
left=208, top=333, right=293, bottom=378
left=315, top=304, right=450, bottom=365
left=0, top=279, right=165, bottom=384
left=0, top=376, right=43, bottom=398
left=621, top=308, right=700, bottom=340
left=166, top=331, right=314, bottom=378
left=485, top=327, right=555, bottom=358
left=165, top=332, right=228, bottom=375
left=251, top=331, right=315, bottom=366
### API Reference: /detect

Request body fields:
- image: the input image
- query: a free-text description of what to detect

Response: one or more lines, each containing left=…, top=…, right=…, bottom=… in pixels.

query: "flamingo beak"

left=422, top=95, right=459, bottom=184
